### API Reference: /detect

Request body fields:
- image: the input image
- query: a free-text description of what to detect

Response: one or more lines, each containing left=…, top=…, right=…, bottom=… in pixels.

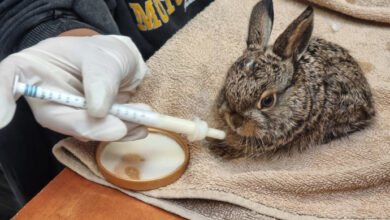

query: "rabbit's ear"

left=273, top=6, right=314, bottom=60
left=247, top=0, right=274, bottom=50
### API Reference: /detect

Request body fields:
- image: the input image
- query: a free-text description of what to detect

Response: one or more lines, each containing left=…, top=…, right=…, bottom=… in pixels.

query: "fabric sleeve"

left=0, top=0, right=120, bottom=60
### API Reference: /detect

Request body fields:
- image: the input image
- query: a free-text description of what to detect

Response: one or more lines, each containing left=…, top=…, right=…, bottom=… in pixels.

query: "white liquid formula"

left=100, top=133, right=185, bottom=180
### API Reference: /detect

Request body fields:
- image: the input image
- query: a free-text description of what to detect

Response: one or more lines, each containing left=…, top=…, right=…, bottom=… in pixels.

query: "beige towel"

left=304, top=0, right=390, bottom=24
left=53, top=0, right=390, bottom=219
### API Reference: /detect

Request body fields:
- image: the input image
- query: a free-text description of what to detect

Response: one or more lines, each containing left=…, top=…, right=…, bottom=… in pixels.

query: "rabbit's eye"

left=262, top=96, right=274, bottom=108
left=258, top=93, right=276, bottom=109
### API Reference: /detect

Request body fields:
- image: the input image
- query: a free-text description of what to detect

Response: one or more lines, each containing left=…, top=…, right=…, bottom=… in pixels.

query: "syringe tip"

left=207, top=128, right=226, bottom=140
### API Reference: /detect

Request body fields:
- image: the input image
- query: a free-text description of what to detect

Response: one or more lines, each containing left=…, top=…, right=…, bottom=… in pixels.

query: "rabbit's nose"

left=231, top=113, right=244, bottom=129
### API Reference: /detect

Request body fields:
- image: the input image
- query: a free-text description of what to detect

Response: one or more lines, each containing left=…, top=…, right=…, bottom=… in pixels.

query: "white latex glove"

left=0, top=35, right=150, bottom=142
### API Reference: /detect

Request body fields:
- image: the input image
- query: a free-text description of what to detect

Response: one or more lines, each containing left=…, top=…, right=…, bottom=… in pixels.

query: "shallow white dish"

left=96, top=128, right=189, bottom=191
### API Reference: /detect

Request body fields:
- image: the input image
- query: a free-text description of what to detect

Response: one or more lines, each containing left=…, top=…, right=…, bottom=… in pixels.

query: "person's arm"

left=0, top=0, right=119, bottom=60
left=57, top=28, right=100, bottom=37
left=0, top=1, right=151, bottom=142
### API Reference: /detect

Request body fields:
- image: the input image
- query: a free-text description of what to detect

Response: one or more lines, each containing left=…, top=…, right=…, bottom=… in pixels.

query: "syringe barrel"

left=111, top=107, right=199, bottom=136
left=14, top=81, right=226, bottom=140
left=109, top=106, right=226, bottom=140
left=155, top=115, right=197, bottom=136
left=110, top=104, right=160, bottom=126
left=15, top=83, right=86, bottom=108
left=154, top=116, right=226, bottom=140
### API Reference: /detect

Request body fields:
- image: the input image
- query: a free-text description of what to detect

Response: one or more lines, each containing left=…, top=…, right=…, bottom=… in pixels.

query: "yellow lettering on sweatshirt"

left=164, top=0, right=176, bottom=14
left=153, top=0, right=169, bottom=23
left=129, top=0, right=162, bottom=31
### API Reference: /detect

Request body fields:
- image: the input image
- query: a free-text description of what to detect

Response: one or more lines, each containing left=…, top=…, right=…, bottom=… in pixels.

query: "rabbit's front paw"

left=208, top=141, right=244, bottom=159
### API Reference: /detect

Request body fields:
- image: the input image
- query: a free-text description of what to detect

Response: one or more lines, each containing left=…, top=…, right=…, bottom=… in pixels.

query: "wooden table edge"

left=13, top=168, right=185, bottom=220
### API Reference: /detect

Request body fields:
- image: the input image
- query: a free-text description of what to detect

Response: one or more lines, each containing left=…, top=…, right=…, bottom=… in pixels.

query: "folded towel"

left=304, top=0, right=390, bottom=24
left=53, top=0, right=390, bottom=219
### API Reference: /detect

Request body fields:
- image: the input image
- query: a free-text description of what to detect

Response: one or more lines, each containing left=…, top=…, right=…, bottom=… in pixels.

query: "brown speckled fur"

left=208, top=0, right=375, bottom=159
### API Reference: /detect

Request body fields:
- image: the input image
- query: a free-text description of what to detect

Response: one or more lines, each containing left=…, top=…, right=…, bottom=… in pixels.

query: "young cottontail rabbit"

left=209, top=0, right=375, bottom=158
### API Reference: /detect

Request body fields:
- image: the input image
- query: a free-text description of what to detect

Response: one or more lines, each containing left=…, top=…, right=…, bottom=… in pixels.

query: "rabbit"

left=208, top=0, right=375, bottom=159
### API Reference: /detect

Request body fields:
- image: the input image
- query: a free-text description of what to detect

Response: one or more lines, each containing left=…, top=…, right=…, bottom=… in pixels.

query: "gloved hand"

left=0, top=35, right=150, bottom=142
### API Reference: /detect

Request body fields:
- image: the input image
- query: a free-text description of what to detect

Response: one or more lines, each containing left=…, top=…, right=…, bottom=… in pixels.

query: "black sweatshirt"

left=0, top=0, right=214, bottom=60
left=0, top=0, right=214, bottom=207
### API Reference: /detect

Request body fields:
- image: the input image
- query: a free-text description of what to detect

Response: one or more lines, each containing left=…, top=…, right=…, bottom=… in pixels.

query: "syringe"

left=13, top=76, right=226, bottom=141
